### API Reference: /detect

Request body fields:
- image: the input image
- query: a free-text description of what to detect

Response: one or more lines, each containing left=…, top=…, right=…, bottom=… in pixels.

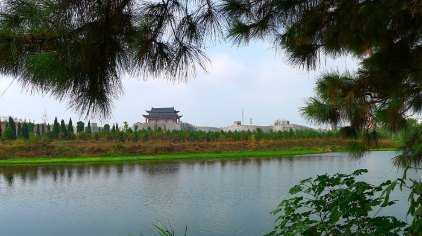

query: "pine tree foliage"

left=222, top=0, right=422, bottom=162
left=395, top=124, right=422, bottom=168
left=0, top=0, right=223, bottom=117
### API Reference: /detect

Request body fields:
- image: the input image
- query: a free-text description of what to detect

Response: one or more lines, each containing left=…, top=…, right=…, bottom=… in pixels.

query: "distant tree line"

left=0, top=117, right=36, bottom=141
left=0, top=116, right=77, bottom=141
left=2, top=116, right=414, bottom=143
left=0, top=116, right=347, bottom=143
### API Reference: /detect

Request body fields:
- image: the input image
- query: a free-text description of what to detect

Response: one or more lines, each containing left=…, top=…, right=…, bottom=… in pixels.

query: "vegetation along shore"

left=0, top=131, right=398, bottom=165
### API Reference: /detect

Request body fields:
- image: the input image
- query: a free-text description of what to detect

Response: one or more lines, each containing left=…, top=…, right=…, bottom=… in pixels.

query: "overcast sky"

left=0, top=41, right=358, bottom=128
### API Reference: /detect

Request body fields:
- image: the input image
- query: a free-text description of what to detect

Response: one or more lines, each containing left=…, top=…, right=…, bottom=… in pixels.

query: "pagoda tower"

left=143, top=107, right=182, bottom=124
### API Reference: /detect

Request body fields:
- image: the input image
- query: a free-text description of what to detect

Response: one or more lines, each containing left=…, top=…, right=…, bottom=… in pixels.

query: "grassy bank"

left=0, top=149, right=327, bottom=165
left=0, top=138, right=399, bottom=165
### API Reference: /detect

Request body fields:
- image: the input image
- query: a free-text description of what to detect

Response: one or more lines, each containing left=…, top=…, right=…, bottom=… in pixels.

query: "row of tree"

left=0, top=117, right=93, bottom=141
left=0, top=117, right=37, bottom=140
left=0, top=116, right=343, bottom=142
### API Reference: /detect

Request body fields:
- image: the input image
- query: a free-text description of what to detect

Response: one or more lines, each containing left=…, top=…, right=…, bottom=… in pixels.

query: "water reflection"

left=0, top=153, right=409, bottom=189
left=142, top=162, right=181, bottom=176
left=0, top=161, right=180, bottom=187
left=0, top=152, right=418, bottom=236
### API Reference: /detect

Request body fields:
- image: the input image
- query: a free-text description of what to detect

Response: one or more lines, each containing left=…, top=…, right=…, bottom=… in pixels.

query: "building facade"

left=143, top=107, right=182, bottom=124
left=133, top=107, right=314, bottom=132
left=135, top=107, right=183, bottom=131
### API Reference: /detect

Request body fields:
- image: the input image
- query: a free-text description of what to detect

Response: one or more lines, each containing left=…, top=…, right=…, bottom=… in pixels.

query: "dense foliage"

left=0, top=0, right=223, bottom=117
left=267, top=170, right=404, bottom=235
left=267, top=169, right=422, bottom=236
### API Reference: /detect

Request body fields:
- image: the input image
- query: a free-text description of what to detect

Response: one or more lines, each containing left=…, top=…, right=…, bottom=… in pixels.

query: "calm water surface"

left=0, top=151, right=419, bottom=235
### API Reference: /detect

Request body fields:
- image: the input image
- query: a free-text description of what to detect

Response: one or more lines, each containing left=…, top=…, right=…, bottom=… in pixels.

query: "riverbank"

left=0, top=149, right=328, bottom=165
left=0, top=138, right=398, bottom=165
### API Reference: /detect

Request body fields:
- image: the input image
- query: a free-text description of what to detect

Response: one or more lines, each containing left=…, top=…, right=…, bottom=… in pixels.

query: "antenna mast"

left=242, top=108, right=244, bottom=125
left=42, top=108, right=48, bottom=124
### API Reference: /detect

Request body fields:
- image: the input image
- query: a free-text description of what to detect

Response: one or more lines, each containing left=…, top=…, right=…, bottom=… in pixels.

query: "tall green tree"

left=21, top=122, right=29, bottom=139
left=17, top=122, right=22, bottom=138
left=85, top=121, right=92, bottom=134
left=36, top=124, right=41, bottom=137
left=67, top=118, right=74, bottom=139
left=103, top=124, right=110, bottom=133
left=7, top=117, right=16, bottom=139
left=60, top=119, right=68, bottom=139
left=76, top=121, right=85, bottom=134
left=27, top=122, right=35, bottom=136
left=53, top=117, right=60, bottom=139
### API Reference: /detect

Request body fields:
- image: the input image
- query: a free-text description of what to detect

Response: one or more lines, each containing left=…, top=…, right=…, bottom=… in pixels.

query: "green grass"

left=0, top=149, right=324, bottom=165
left=0, top=147, right=399, bottom=166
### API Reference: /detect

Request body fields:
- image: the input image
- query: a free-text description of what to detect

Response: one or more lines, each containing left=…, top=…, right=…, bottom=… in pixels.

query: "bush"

left=266, top=169, right=406, bottom=236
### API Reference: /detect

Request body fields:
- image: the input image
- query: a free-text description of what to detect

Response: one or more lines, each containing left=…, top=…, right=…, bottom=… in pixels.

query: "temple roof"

left=146, top=107, right=179, bottom=113
left=143, top=107, right=182, bottom=120
left=143, top=114, right=182, bottom=119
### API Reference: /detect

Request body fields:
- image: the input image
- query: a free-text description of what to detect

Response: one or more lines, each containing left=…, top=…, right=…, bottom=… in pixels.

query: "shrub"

left=267, top=169, right=406, bottom=236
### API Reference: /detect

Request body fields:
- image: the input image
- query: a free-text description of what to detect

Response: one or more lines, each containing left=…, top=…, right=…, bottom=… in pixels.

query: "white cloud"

left=207, top=53, right=247, bottom=78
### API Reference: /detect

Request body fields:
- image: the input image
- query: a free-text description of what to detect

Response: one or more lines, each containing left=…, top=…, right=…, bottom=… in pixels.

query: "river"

left=0, top=151, right=419, bottom=235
